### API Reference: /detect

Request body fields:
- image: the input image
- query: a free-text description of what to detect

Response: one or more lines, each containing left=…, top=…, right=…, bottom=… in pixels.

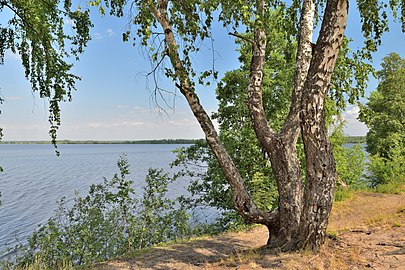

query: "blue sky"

left=0, top=3, right=404, bottom=141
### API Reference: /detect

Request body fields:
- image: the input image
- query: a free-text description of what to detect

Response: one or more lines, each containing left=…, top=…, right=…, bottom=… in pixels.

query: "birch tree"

left=2, top=0, right=403, bottom=251
left=88, top=0, right=403, bottom=251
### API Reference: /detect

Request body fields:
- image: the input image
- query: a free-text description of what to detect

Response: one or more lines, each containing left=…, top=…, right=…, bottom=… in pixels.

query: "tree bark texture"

left=247, top=0, right=315, bottom=245
left=290, top=0, right=349, bottom=250
left=247, top=23, right=304, bottom=244
left=282, top=0, right=315, bottom=140
left=248, top=0, right=348, bottom=251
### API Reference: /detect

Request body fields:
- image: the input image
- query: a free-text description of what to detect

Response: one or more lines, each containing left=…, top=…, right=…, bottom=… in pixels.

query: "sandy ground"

left=91, top=191, right=405, bottom=270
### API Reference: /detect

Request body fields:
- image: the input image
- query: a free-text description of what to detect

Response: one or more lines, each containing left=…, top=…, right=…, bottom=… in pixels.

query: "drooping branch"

left=2, top=1, right=39, bottom=36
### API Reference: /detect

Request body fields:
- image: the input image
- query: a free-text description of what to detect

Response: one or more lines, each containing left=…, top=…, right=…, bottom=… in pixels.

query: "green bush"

left=368, top=154, right=405, bottom=187
left=334, top=144, right=365, bottom=188
left=334, top=187, right=354, bottom=202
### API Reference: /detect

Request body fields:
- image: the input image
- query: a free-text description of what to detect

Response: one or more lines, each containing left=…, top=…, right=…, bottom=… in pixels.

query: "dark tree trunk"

left=265, top=136, right=303, bottom=245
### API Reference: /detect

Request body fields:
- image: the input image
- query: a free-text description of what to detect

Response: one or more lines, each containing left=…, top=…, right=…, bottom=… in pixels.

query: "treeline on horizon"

left=0, top=136, right=365, bottom=145
left=344, top=136, right=366, bottom=144
left=0, top=139, right=204, bottom=145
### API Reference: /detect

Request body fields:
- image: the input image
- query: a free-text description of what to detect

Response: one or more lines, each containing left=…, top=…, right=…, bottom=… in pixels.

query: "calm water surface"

left=0, top=144, right=201, bottom=250
left=0, top=143, right=367, bottom=251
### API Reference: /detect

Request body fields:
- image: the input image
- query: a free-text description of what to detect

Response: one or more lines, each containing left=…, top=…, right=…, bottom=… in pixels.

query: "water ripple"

left=1, top=144, right=211, bottom=250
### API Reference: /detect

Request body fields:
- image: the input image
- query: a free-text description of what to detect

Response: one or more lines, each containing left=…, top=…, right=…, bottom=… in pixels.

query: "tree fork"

left=246, top=0, right=307, bottom=246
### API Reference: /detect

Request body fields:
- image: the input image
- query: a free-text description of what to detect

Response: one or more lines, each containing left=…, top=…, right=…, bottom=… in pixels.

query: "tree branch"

left=228, top=32, right=254, bottom=44
left=246, top=0, right=276, bottom=152
left=2, top=2, right=38, bottom=35
left=282, top=0, right=315, bottom=140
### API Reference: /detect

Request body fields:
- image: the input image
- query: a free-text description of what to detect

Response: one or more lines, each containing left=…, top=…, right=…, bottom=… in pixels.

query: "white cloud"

left=88, top=121, right=145, bottom=128
left=345, top=105, right=360, bottom=115
left=167, top=118, right=196, bottom=127
left=65, top=18, right=75, bottom=26
left=115, top=104, right=130, bottom=109
left=106, top=29, right=116, bottom=37
left=4, top=96, right=22, bottom=101
left=341, top=105, right=368, bottom=136
left=92, top=29, right=116, bottom=40
left=93, top=33, right=103, bottom=40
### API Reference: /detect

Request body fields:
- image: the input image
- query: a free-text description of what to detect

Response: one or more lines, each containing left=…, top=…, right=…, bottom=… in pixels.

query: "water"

left=0, top=144, right=202, bottom=250
left=0, top=143, right=369, bottom=251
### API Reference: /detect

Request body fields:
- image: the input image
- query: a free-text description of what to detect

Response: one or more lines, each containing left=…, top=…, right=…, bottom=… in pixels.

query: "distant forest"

left=343, top=136, right=366, bottom=144
left=1, top=137, right=365, bottom=145
left=0, top=139, right=203, bottom=145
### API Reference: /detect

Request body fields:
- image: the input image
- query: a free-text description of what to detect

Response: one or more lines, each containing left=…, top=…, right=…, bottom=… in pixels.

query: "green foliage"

left=329, top=118, right=365, bottom=188
left=0, top=0, right=92, bottom=148
left=371, top=175, right=405, bottom=194
left=171, top=7, right=368, bottom=229
left=367, top=154, right=405, bottom=187
left=359, top=53, right=405, bottom=186
left=330, top=37, right=375, bottom=108
left=1, top=156, right=192, bottom=268
left=334, top=187, right=354, bottom=202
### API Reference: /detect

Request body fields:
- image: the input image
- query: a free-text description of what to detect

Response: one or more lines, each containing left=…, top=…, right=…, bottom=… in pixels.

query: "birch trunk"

left=288, top=0, right=349, bottom=250
left=247, top=0, right=315, bottom=246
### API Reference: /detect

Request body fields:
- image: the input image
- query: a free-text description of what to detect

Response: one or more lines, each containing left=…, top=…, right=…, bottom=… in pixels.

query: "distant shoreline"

left=0, top=136, right=365, bottom=145
left=343, top=136, right=366, bottom=144
left=0, top=139, right=204, bottom=145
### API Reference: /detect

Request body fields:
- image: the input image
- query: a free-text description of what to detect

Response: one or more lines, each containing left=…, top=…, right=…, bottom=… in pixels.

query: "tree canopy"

left=360, top=53, right=405, bottom=158
left=1, top=0, right=404, bottom=252
left=360, top=52, right=405, bottom=185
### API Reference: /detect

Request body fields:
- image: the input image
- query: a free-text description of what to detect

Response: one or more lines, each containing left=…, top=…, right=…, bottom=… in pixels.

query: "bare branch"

left=228, top=32, right=254, bottom=44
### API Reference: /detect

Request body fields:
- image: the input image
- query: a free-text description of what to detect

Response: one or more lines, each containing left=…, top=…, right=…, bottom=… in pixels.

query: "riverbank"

left=92, top=189, right=405, bottom=270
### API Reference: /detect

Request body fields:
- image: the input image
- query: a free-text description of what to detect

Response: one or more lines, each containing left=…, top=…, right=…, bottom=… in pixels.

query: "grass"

left=372, top=182, right=405, bottom=194
left=220, top=249, right=261, bottom=267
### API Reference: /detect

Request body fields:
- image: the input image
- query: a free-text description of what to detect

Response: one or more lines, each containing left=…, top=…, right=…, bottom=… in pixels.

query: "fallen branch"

left=377, top=242, right=405, bottom=248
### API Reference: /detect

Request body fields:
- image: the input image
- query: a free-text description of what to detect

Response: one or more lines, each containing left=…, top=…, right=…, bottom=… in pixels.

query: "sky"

left=0, top=3, right=404, bottom=141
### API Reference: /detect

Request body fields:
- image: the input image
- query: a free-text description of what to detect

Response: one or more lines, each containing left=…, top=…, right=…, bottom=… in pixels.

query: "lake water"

left=0, top=143, right=367, bottom=252
left=0, top=144, right=208, bottom=251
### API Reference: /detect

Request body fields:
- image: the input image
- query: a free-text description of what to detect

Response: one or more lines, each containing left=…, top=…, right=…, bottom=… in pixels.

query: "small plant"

left=327, top=230, right=339, bottom=240
left=392, top=222, right=401, bottom=228
left=334, top=187, right=354, bottom=202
